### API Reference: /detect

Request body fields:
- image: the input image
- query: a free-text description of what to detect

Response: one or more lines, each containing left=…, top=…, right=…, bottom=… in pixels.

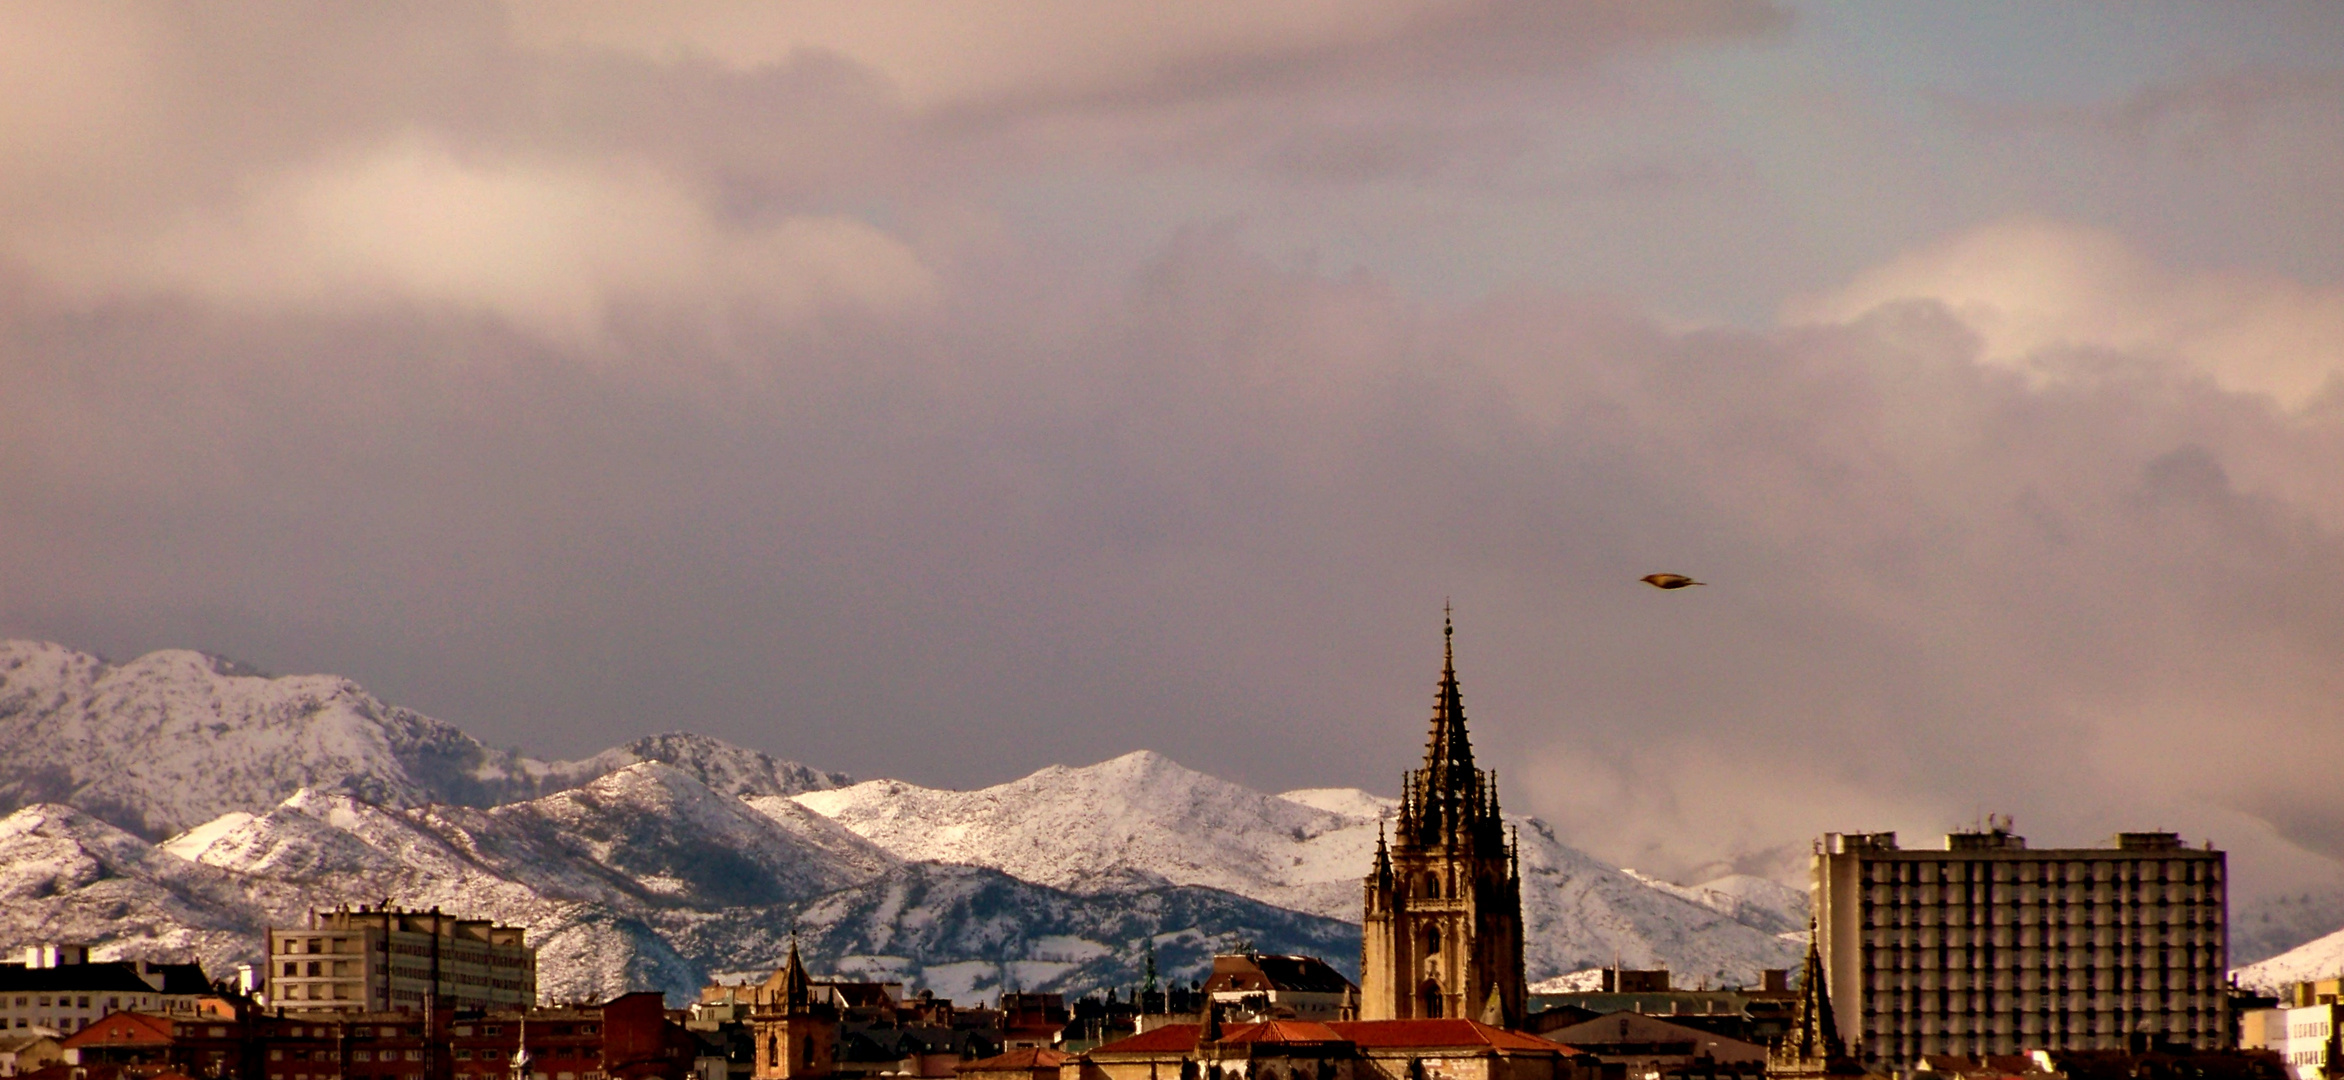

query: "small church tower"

left=1360, top=613, right=1526, bottom=1025
left=750, top=939, right=837, bottom=1079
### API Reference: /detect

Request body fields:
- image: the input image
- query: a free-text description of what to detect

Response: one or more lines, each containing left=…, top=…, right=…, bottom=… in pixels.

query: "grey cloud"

left=9, top=229, right=2344, bottom=905
left=4, top=3, right=2342, bottom=909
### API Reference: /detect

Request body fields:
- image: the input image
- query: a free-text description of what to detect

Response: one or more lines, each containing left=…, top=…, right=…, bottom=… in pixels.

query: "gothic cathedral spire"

left=1360, top=613, right=1526, bottom=1027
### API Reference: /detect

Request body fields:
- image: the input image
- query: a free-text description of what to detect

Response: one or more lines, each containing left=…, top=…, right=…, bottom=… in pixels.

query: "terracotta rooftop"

left=960, top=1047, right=1074, bottom=1072
left=1215, top=1021, right=1348, bottom=1045
left=1090, top=1025, right=1204, bottom=1055
left=61, top=1011, right=174, bottom=1048
left=1327, top=1020, right=1562, bottom=1053
left=1089, top=1020, right=1565, bottom=1057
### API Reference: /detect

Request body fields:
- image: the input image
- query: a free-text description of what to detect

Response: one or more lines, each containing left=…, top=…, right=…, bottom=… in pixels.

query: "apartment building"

left=1812, top=825, right=2227, bottom=1067
left=267, top=905, right=535, bottom=1013
left=0, top=945, right=211, bottom=1035
left=2242, top=980, right=2343, bottom=1080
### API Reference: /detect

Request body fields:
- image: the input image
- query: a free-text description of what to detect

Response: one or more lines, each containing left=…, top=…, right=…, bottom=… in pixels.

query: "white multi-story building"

left=2243, top=980, right=2344, bottom=1080
left=0, top=945, right=202, bottom=1036
left=1813, top=825, right=2227, bottom=1067
left=267, top=904, right=535, bottom=1013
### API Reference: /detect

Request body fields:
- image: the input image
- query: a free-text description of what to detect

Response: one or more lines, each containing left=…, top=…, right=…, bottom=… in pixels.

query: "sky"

left=4, top=1, right=2344, bottom=898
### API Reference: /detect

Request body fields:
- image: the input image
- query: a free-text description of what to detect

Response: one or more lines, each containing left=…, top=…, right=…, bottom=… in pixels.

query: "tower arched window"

left=1420, top=979, right=1444, bottom=1019
left=1426, top=926, right=1442, bottom=954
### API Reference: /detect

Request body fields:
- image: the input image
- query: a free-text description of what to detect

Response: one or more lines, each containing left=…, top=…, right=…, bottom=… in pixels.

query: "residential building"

left=2241, top=981, right=2344, bottom=1080
left=1536, top=1011, right=1768, bottom=1076
left=953, top=1046, right=1068, bottom=1080
left=57, top=992, right=690, bottom=1080
left=266, top=904, right=535, bottom=1013
left=1361, top=616, right=1526, bottom=1027
left=0, top=1034, right=63, bottom=1077
left=1205, top=956, right=1360, bottom=1024
left=1529, top=970, right=1797, bottom=1046
left=1811, top=824, right=2228, bottom=1067
left=1077, top=1016, right=1584, bottom=1080
left=59, top=1009, right=248, bottom=1079
left=0, top=945, right=208, bottom=1035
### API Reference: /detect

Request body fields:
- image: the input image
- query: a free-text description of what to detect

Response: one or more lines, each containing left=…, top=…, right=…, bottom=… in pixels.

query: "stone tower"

left=750, top=939, right=837, bottom=1079
left=1360, top=614, right=1525, bottom=1025
left=1766, top=923, right=1858, bottom=1079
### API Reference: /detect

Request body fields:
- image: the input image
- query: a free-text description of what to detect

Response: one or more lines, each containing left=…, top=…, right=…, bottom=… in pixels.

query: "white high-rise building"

left=1812, top=825, right=2226, bottom=1067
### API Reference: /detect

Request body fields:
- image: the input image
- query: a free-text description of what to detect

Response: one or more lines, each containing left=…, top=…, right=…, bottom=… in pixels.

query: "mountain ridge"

left=0, top=641, right=849, bottom=841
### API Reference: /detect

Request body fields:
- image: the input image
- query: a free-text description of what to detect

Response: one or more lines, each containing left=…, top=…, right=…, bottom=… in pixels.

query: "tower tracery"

left=1359, top=613, right=1525, bottom=1025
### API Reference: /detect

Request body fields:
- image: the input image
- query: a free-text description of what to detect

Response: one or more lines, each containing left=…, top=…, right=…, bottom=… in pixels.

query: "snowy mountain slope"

left=2234, top=885, right=2344, bottom=966
left=0, top=804, right=266, bottom=968
left=0, top=641, right=845, bottom=840
left=663, top=862, right=1362, bottom=1005
left=794, top=751, right=1804, bottom=984
left=545, top=734, right=852, bottom=800
left=1621, top=870, right=1810, bottom=937
left=794, top=752, right=1368, bottom=914
left=2233, top=924, right=2344, bottom=993
left=3, top=766, right=1356, bottom=1008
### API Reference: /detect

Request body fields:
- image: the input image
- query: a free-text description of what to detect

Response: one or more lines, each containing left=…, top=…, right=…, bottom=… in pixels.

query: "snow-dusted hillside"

left=0, top=803, right=263, bottom=965
left=0, top=641, right=847, bottom=840
left=795, top=751, right=1804, bottom=984
left=2235, top=885, right=2344, bottom=966
left=0, top=636, right=1819, bottom=1002
left=0, top=765, right=1357, bottom=1006
left=1621, top=870, right=1810, bottom=937
left=2233, top=924, right=2344, bottom=993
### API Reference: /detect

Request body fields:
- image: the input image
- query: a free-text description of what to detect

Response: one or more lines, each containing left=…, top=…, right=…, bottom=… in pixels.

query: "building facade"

left=1360, top=617, right=1526, bottom=1027
left=0, top=944, right=209, bottom=1035
left=1204, top=955, right=1360, bottom=1023
left=748, top=942, right=839, bottom=1080
left=266, top=905, right=536, bottom=1013
left=1812, top=825, right=2227, bottom=1067
left=2241, top=980, right=2344, bottom=1080
left=58, top=991, right=691, bottom=1080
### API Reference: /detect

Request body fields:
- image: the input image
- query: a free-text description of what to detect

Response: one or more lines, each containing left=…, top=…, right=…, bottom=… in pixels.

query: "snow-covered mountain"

left=1620, top=870, right=1811, bottom=937
left=795, top=751, right=1804, bottom=985
left=0, top=637, right=1821, bottom=1003
left=0, top=763, right=1357, bottom=1005
left=0, top=641, right=847, bottom=840
left=2234, top=885, right=2344, bottom=967
left=2232, top=924, right=2344, bottom=993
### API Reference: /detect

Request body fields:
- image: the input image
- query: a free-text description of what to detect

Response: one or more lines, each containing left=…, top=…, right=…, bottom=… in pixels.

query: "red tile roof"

left=61, top=1012, right=174, bottom=1048
left=961, top=1047, right=1074, bottom=1072
left=1088, top=1020, right=1562, bottom=1057
left=1090, top=1025, right=1202, bottom=1055
left=1215, top=1021, right=1347, bottom=1046
left=1326, top=1020, right=1560, bottom=1053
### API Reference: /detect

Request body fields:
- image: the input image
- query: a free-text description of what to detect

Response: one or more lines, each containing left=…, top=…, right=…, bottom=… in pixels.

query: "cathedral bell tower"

left=750, top=939, right=837, bottom=1079
left=1360, top=613, right=1526, bottom=1026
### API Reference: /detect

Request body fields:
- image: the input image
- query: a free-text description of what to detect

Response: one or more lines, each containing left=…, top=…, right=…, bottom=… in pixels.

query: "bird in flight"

left=1641, top=573, right=1705, bottom=589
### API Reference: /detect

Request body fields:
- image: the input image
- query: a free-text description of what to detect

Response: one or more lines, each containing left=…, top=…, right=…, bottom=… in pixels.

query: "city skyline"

left=2, top=2, right=2341, bottom=899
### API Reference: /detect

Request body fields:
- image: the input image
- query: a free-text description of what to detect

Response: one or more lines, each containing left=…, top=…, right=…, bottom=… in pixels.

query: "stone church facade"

left=1359, top=617, right=1526, bottom=1026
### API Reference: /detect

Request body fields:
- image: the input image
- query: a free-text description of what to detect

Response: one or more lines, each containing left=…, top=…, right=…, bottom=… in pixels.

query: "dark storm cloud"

left=3, top=2, right=2342, bottom=900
